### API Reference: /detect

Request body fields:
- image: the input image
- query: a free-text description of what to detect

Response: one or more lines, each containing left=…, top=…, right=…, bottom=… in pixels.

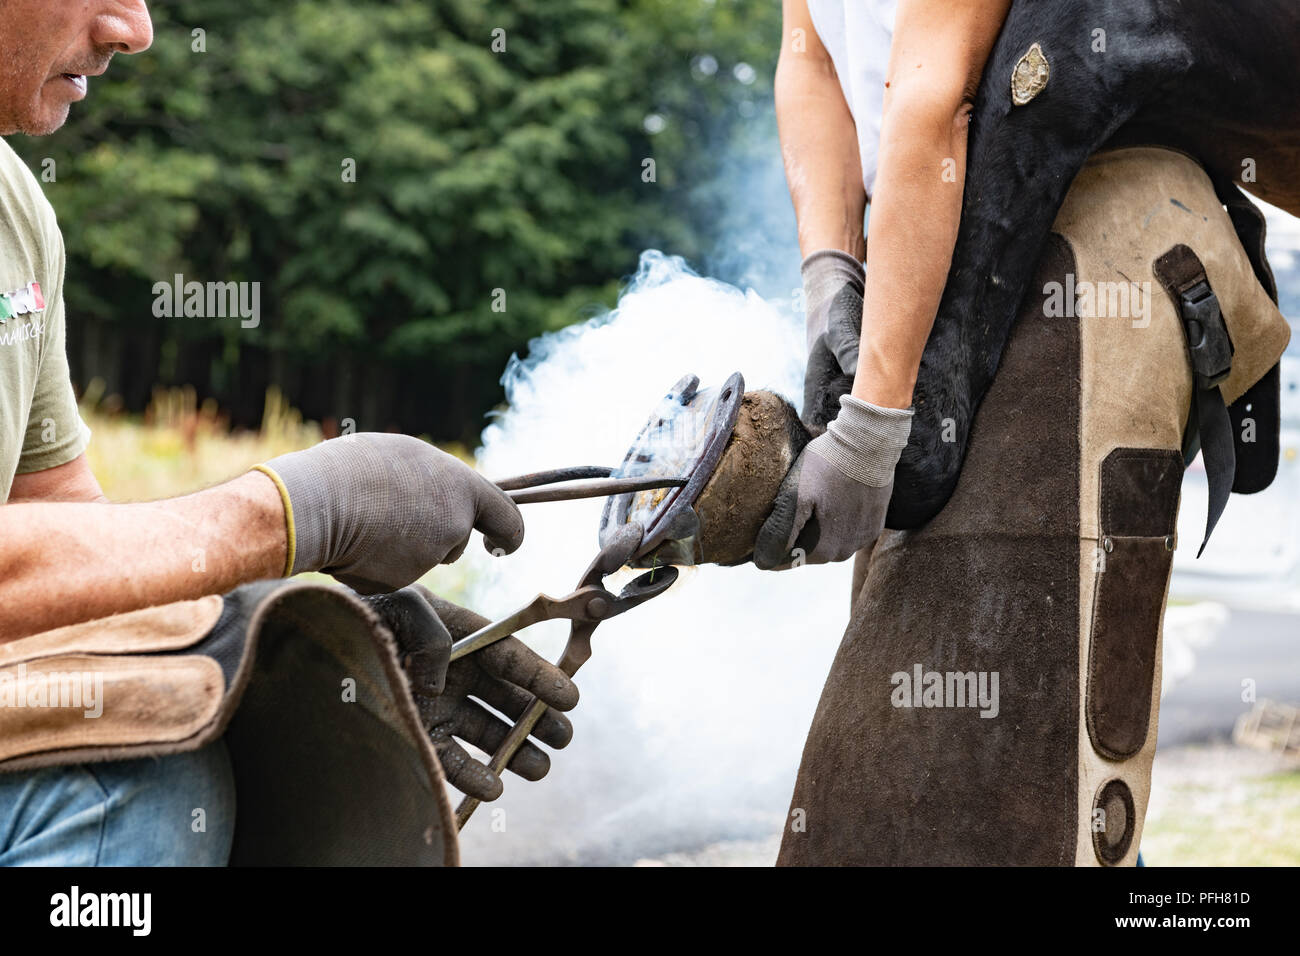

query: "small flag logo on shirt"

left=0, top=281, right=44, bottom=323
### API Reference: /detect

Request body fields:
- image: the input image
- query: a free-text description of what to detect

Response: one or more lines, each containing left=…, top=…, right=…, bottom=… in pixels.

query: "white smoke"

left=455, top=251, right=854, bottom=865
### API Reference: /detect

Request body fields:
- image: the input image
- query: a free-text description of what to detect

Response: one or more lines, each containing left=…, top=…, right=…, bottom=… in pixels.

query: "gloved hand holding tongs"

left=258, top=435, right=686, bottom=809
left=355, top=463, right=683, bottom=819
left=362, top=584, right=582, bottom=803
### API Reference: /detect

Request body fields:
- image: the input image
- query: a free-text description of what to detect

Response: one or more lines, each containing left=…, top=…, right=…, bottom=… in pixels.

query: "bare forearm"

left=852, top=0, right=1011, bottom=409
left=776, top=0, right=867, bottom=259
left=8, top=453, right=107, bottom=503
left=852, top=96, right=969, bottom=408
left=0, top=471, right=286, bottom=640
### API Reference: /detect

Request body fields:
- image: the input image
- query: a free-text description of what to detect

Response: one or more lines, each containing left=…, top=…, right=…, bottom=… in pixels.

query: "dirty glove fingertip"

left=754, top=462, right=802, bottom=570
left=474, top=476, right=525, bottom=557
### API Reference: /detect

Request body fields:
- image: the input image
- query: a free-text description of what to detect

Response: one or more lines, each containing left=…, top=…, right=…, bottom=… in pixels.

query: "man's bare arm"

left=852, top=0, right=1011, bottom=409
left=0, top=433, right=527, bottom=642
left=8, top=453, right=107, bottom=503
left=776, top=0, right=867, bottom=260
left=0, top=471, right=286, bottom=640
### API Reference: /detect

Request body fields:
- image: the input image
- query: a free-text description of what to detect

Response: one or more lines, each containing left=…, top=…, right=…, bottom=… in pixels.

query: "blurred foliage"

left=14, top=0, right=782, bottom=440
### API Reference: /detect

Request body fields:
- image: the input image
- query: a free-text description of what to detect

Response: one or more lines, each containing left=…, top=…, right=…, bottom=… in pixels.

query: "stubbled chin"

left=21, top=95, right=72, bottom=136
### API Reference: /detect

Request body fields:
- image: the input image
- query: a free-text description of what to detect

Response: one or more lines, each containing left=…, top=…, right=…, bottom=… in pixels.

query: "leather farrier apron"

left=778, top=147, right=1290, bottom=866
left=0, top=580, right=458, bottom=866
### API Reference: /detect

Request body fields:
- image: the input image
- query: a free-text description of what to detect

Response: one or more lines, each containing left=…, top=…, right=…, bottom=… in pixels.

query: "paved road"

left=1158, top=607, right=1300, bottom=748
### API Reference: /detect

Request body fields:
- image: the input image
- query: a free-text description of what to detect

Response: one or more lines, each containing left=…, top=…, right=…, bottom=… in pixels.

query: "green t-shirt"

left=0, top=137, right=90, bottom=500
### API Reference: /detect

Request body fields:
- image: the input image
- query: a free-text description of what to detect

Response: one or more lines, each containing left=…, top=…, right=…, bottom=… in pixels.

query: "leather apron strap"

left=1153, top=244, right=1236, bottom=556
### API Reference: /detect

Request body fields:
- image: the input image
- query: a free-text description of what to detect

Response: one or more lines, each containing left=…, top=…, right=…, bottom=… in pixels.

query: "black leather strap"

left=1153, top=245, right=1236, bottom=557
left=1191, top=381, right=1236, bottom=557
left=1229, top=364, right=1282, bottom=494
left=1210, top=173, right=1285, bottom=496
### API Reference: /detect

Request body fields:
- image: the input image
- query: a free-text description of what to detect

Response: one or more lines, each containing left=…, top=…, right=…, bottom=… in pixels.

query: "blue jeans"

left=0, top=738, right=236, bottom=866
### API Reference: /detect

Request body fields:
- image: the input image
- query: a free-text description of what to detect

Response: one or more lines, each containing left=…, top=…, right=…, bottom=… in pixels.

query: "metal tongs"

left=496, top=466, right=686, bottom=505
left=453, top=521, right=678, bottom=829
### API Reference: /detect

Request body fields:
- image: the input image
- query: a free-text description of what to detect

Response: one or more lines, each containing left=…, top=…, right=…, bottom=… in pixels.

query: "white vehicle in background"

left=1171, top=203, right=1300, bottom=611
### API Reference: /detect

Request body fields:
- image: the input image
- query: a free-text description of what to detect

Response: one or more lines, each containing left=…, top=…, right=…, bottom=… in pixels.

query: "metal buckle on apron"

left=1154, top=245, right=1236, bottom=557
left=1178, top=278, right=1234, bottom=391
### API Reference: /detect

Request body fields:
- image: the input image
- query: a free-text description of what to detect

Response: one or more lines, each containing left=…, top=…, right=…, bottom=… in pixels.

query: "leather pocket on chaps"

left=1085, top=448, right=1184, bottom=760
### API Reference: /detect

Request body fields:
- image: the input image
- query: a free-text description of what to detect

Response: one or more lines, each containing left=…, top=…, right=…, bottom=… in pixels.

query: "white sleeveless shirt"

left=806, top=0, right=898, bottom=197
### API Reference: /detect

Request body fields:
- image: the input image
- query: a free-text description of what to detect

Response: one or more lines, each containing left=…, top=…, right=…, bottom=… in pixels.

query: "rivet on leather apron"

left=1092, top=779, right=1136, bottom=865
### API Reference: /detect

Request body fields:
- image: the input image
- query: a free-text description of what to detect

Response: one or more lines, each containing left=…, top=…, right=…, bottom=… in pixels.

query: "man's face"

left=0, top=0, right=152, bottom=136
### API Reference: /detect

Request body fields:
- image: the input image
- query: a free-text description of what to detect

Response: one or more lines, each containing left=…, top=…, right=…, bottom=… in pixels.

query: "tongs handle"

left=501, top=473, right=688, bottom=505
left=454, top=623, right=595, bottom=830
left=454, top=698, right=553, bottom=830
left=447, top=568, right=675, bottom=663
left=447, top=593, right=567, bottom=663
left=454, top=565, right=677, bottom=830
left=495, top=466, right=612, bottom=492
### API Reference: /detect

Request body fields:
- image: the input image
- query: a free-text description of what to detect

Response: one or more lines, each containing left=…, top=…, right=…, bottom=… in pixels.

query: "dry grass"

left=82, top=380, right=322, bottom=501
left=1142, top=744, right=1300, bottom=865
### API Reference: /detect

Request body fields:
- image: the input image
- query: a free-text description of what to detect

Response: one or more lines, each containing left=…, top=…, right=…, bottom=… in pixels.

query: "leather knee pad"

left=0, top=581, right=457, bottom=866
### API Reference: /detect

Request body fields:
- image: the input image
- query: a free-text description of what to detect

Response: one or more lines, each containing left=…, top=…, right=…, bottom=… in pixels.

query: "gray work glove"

left=255, top=433, right=524, bottom=594
left=364, top=585, right=579, bottom=802
left=802, top=249, right=865, bottom=430
left=754, top=394, right=913, bottom=569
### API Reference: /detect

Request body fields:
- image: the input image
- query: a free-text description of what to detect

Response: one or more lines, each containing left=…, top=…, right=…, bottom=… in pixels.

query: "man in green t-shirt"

left=0, top=1, right=577, bottom=864
left=0, top=137, right=93, bottom=503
